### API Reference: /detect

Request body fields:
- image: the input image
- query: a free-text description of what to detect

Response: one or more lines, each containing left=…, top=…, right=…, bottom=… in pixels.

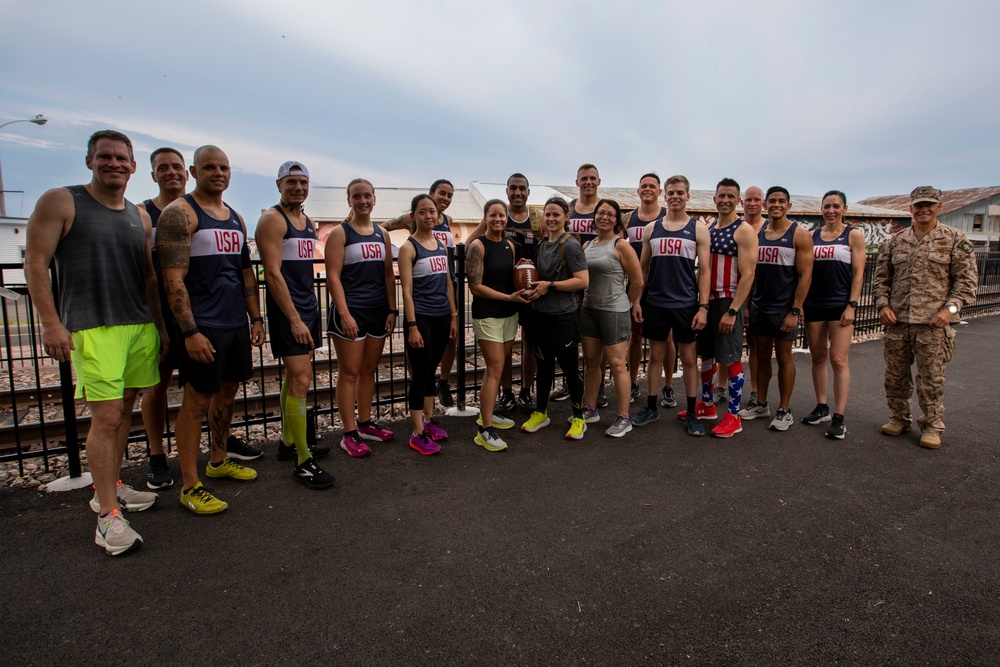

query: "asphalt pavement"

left=2, top=316, right=998, bottom=666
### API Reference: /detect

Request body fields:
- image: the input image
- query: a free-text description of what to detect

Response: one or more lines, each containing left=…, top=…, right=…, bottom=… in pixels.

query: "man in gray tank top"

left=25, top=130, right=166, bottom=557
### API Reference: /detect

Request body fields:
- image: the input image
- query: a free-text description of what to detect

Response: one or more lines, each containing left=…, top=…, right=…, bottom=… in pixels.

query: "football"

left=514, top=259, right=537, bottom=294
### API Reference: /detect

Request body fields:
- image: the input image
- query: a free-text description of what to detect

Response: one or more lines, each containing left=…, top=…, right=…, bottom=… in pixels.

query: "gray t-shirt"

left=533, top=234, right=588, bottom=315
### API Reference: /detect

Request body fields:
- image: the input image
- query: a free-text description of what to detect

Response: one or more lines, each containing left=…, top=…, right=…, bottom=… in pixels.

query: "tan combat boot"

left=880, top=420, right=912, bottom=436
left=919, top=432, right=942, bottom=449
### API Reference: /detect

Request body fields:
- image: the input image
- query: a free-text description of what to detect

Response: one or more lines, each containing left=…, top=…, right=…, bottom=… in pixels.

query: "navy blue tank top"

left=407, top=237, right=451, bottom=317
left=432, top=213, right=456, bottom=278
left=183, top=194, right=247, bottom=328
left=646, top=218, right=699, bottom=309
left=505, top=212, right=537, bottom=263
left=806, top=225, right=853, bottom=309
left=267, top=206, right=318, bottom=315
left=752, top=222, right=799, bottom=315
left=341, top=222, right=389, bottom=310
left=626, top=206, right=666, bottom=259
left=568, top=199, right=597, bottom=246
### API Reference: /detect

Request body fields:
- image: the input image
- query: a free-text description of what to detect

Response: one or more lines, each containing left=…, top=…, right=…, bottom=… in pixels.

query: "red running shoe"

left=711, top=413, right=743, bottom=438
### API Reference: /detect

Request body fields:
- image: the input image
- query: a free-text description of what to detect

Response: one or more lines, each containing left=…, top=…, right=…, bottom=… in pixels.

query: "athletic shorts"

left=642, top=302, right=698, bottom=344
left=474, top=314, right=518, bottom=344
left=71, top=323, right=160, bottom=401
left=696, top=298, right=745, bottom=365
left=527, top=310, right=581, bottom=351
left=177, top=325, right=253, bottom=394
left=268, top=307, right=321, bottom=358
left=329, top=306, right=389, bottom=341
left=581, top=307, right=631, bottom=346
left=804, top=304, right=848, bottom=323
left=517, top=303, right=535, bottom=328
left=748, top=309, right=799, bottom=341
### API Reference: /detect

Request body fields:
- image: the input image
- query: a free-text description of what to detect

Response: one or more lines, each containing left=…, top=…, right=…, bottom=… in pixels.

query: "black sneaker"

left=292, top=458, right=334, bottom=489
left=550, top=383, right=570, bottom=402
left=277, top=439, right=331, bottom=461
left=436, top=380, right=454, bottom=408
left=596, top=383, right=609, bottom=408
left=659, top=386, right=677, bottom=408
left=802, top=404, right=832, bottom=425
left=516, top=390, right=536, bottom=414
left=825, top=414, right=847, bottom=440
left=226, top=436, right=263, bottom=461
left=497, top=391, right=517, bottom=416
left=630, top=384, right=641, bottom=404
left=146, top=456, right=174, bottom=490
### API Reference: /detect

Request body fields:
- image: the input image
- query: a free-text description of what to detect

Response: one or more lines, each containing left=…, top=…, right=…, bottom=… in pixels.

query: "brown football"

left=514, top=259, right=537, bottom=294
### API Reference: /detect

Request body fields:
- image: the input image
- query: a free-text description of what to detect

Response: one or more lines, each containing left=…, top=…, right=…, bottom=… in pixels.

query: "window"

left=973, top=214, right=983, bottom=232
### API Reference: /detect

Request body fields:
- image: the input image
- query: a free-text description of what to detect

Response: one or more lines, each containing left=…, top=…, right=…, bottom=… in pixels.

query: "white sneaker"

left=474, top=428, right=508, bottom=451
left=769, top=409, right=794, bottom=432
left=605, top=416, right=633, bottom=438
left=567, top=408, right=600, bottom=424
left=738, top=400, right=770, bottom=421
left=476, top=413, right=515, bottom=430
left=713, top=386, right=727, bottom=404
left=90, top=481, right=158, bottom=513
left=95, top=508, right=142, bottom=556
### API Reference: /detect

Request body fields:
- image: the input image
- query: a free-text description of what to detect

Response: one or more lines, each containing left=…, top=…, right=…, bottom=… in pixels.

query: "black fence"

left=3, top=250, right=999, bottom=479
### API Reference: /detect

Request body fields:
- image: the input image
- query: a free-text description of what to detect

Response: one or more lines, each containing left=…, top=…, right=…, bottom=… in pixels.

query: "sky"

left=2, top=0, right=999, bottom=226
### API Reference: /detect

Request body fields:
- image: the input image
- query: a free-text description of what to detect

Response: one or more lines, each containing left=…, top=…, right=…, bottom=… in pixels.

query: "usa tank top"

left=408, top=236, right=451, bottom=317
left=568, top=199, right=597, bottom=246
left=626, top=206, right=666, bottom=259
left=752, top=222, right=799, bottom=315
left=267, top=206, right=318, bottom=315
left=183, top=194, right=247, bottom=328
left=341, top=222, right=389, bottom=310
left=805, top=225, right=853, bottom=309
left=645, top=218, right=699, bottom=309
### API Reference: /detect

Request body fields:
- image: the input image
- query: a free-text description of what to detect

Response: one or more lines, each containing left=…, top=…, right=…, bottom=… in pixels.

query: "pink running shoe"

left=422, top=420, right=449, bottom=441
left=340, top=433, right=372, bottom=458
left=357, top=422, right=394, bottom=442
left=409, top=431, right=441, bottom=456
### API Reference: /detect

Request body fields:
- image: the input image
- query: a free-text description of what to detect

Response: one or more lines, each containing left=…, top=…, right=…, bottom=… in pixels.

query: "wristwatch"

left=182, top=326, right=200, bottom=338
left=727, top=307, right=738, bottom=316
left=699, top=303, right=710, bottom=310
left=948, top=304, right=959, bottom=314
left=848, top=300, right=858, bottom=308
left=250, top=317, right=263, bottom=324
left=790, top=307, right=801, bottom=316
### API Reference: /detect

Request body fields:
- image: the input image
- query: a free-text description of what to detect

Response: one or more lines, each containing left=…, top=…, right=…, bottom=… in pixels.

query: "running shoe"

left=436, top=380, right=454, bottom=408
left=474, top=427, right=508, bottom=452
left=605, top=415, right=632, bottom=438
left=340, top=433, right=372, bottom=457
left=738, top=399, right=770, bottom=420
left=713, top=386, right=728, bottom=405
left=825, top=414, right=847, bottom=440
left=358, top=422, right=394, bottom=442
left=802, top=404, right=832, bottom=425
left=277, top=439, right=331, bottom=461
left=90, top=480, right=157, bottom=513
left=677, top=402, right=718, bottom=421
left=565, top=417, right=587, bottom=440
left=409, top=431, right=441, bottom=455
left=711, top=413, right=743, bottom=438
left=521, top=411, right=550, bottom=433
left=226, top=435, right=263, bottom=461
left=632, top=406, right=659, bottom=427
left=685, top=413, right=706, bottom=437
left=179, top=482, right=228, bottom=515
left=293, top=458, right=335, bottom=489
left=630, top=384, right=641, bottom=404
left=146, top=456, right=174, bottom=490
left=423, top=420, right=449, bottom=441
left=567, top=408, right=600, bottom=424
left=205, top=458, right=258, bottom=481
left=477, top=413, right=515, bottom=430
left=769, top=409, right=794, bottom=432
left=550, top=383, right=570, bottom=401
left=659, top=386, right=677, bottom=408
left=596, top=383, right=609, bottom=408
left=95, top=508, right=142, bottom=556
left=497, top=391, right=517, bottom=416
left=516, top=390, right=536, bottom=414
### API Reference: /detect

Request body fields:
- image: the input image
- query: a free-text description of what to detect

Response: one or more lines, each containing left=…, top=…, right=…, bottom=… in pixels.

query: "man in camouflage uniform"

left=873, top=186, right=978, bottom=449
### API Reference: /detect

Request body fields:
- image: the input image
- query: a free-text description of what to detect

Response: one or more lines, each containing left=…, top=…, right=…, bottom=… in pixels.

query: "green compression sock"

left=280, top=379, right=291, bottom=444
left=284, top=395, right=310, bottom=465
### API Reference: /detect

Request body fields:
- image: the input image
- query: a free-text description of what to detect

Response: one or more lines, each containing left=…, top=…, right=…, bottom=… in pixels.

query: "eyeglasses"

left=595, top=210, right=617, bottom=219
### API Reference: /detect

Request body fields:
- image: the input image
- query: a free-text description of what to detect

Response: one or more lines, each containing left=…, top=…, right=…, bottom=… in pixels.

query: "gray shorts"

left=696, top=298, right=745, bottom=365
left=580, top=307, right=631, bottom=345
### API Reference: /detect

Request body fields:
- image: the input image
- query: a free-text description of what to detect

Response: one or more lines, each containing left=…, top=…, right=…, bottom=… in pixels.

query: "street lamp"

left=0, top=114, right=48, bottom=217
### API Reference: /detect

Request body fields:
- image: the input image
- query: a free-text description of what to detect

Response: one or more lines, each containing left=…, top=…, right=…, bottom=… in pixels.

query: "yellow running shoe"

left=565, top=416, right=587, bottom=440
left=179, top=482, right=228, bottom=515
left=205, top=458, right=257, bottom=481
left=521, top=411, right=550, bottom=433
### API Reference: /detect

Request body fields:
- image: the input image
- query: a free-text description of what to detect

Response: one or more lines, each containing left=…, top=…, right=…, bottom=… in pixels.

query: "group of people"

left=24, top=132, right=979, bottom=557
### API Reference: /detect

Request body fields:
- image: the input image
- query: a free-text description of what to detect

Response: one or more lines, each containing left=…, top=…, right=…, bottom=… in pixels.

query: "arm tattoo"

left=155, top=207, right=192, bottom=271
left=243, top=285, right=257, bottom=298
left=466, top=242, right=484, bottom=287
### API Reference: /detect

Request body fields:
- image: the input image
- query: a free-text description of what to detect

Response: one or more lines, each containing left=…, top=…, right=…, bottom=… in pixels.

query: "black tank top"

left=471, top=236, right=518, bottom=320
left=56, top=186, right=151, bottom=332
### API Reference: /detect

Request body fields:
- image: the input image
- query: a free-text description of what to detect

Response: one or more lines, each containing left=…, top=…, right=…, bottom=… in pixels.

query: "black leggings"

left=529, top=311, right=584, bottom=413
left=405, top=313, right=451, bottom=410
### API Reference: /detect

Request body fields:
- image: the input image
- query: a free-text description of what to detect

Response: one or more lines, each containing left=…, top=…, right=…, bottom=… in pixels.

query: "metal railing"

left=3, top=250, right=999, bottom=478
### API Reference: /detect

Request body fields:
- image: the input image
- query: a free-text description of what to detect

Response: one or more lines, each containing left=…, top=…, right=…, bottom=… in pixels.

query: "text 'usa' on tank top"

left=341, top=222, right=389, bottom=310
left=268, top=205, right=318, bottom=315
left=646, top=218, right=698, bottom=309
left=408, top=236, right=451, bottom=317
left=806, top=225, right=853, bottom=309
left=752, top=221, right=799, bottom=315
left=183, top=194, right=247, bottom=329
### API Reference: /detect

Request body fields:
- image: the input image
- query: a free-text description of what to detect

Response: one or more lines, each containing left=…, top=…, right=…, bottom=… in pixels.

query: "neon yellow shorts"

left=71, top=323, right=159, bottom=401
left=473, top=314, right=519, bottom=344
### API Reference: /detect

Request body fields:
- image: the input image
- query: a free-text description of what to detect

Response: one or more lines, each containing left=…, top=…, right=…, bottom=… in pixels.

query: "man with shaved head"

left=156, top=145, right=265, bottom=514
left=740, top=185, right=766, bottom=407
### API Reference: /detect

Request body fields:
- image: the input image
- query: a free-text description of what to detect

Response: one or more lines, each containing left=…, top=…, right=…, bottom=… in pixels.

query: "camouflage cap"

left=910, top=186, right=941, bottom=204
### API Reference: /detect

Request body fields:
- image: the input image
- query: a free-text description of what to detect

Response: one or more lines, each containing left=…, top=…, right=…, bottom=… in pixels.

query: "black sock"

left=687, top=396, right=697, bottom=413
left=358, top=420, right=373, bottom=427
left=647, top=395, right=657, bottom=410
left=149, top=453, right=166, bottom=466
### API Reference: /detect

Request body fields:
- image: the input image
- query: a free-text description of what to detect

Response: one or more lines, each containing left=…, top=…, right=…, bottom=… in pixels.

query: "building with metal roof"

left=859, top=186, right=1000, bottom=250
